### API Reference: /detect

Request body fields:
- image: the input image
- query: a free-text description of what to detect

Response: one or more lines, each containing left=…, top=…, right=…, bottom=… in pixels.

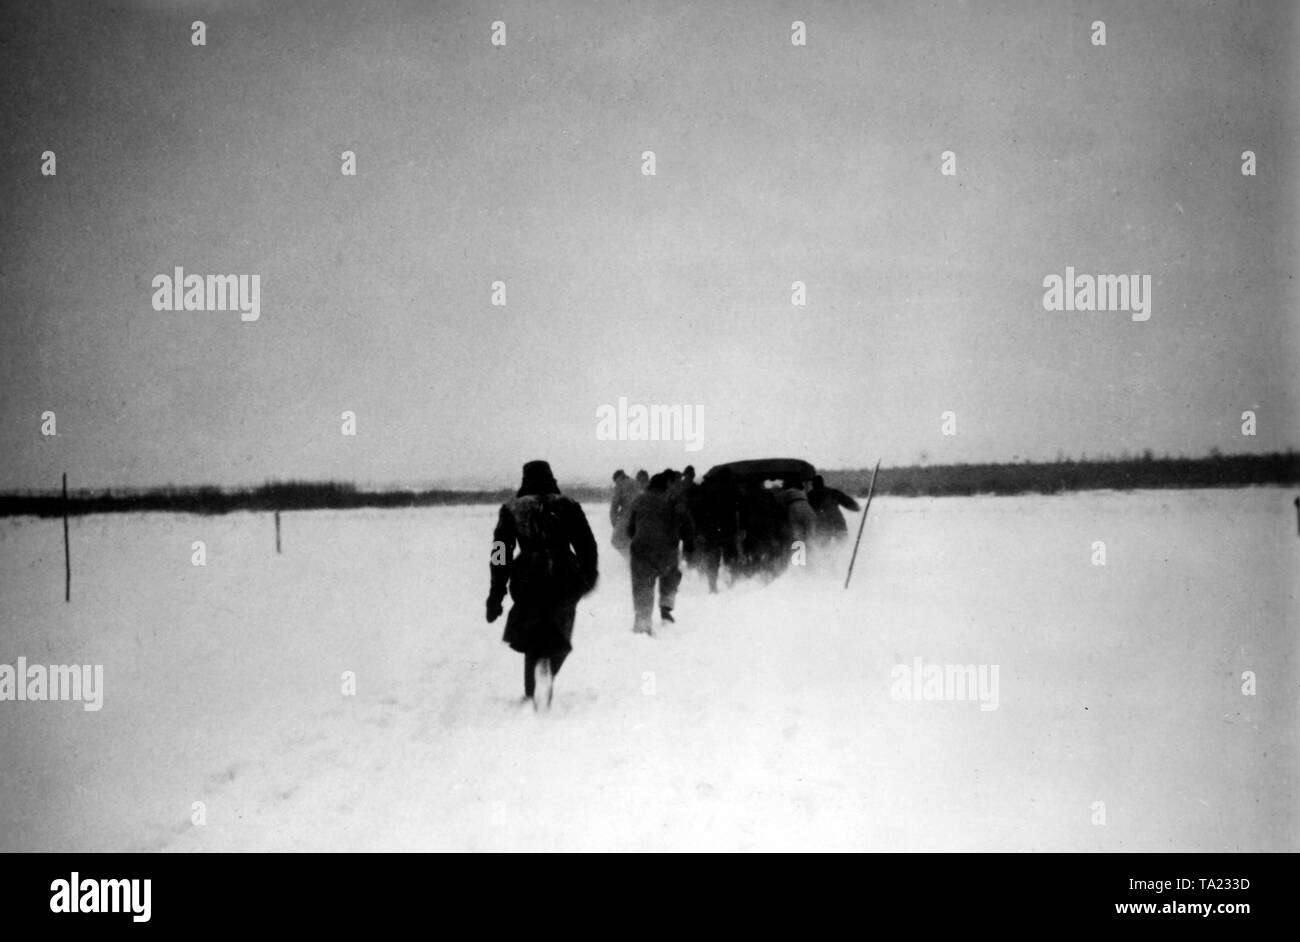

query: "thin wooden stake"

left=844, top=459, right=882, bottom=591
left=275, top=509, right=282, bottom=554
left=62, top=472, right=71, bottom=602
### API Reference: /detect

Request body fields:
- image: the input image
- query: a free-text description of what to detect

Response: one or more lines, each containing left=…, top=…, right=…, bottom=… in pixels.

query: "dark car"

left=699, top=459, right=817, bottom=582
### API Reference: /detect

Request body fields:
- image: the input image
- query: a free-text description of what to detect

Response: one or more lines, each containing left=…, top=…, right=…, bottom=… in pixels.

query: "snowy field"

left=0, top=488, right=1295, bottom=852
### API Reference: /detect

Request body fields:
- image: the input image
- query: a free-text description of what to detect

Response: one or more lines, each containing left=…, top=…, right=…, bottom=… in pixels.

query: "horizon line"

left=2, top=448, right=1294, bottom=497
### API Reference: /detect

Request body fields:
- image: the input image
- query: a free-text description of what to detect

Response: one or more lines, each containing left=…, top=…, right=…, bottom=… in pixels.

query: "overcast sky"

left=1, top=0, right=1295, bottom=490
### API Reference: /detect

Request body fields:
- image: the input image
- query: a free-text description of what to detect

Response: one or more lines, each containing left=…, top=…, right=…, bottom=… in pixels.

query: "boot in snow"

left=660, top=606, right=675, bottom=624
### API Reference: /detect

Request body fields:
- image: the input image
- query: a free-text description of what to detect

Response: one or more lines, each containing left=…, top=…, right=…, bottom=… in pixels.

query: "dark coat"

left=626, top=488, right=691, bottom=568
left=736, top=486, right=785, bottom=572
left=808, top=486, right=861, bottom=537
left=488, top=491, right=598, bottom=657
left=669, top=479, right=701, bottom=543
left=689, top=474, right=739, bottom=554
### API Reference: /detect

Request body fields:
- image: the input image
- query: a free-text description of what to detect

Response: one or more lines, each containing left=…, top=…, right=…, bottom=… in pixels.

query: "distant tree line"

left=0, top=479, right=518, bottom=518
left=822, top=451, right=1300, bottom=498
left=1, top=452, right=1296, bottom=518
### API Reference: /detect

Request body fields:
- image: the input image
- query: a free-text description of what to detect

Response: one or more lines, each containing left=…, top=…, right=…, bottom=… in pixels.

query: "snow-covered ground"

left=0, top=488, right=1295, bottom=851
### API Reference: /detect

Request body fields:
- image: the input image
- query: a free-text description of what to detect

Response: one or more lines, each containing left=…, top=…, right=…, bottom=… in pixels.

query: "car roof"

left=702, top=458, right=817, bottom=482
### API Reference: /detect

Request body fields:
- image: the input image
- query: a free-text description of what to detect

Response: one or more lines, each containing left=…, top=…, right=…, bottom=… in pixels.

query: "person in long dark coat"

left=807, top=475, right=861, bottom=541
left=486, top=460, right=598, bottom=709
left=736, top=481, right=786, bottom=578
left=668, top=465, right=698, bottom=563
left=689, top=467, right=739, bottom=592
left=626, top=472, right=692, bottom=634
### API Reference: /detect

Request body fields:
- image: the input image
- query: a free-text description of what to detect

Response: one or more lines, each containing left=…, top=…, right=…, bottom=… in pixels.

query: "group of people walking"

left=610, top=465, right=860, bottom=590
left=485, top=459, right=860, bottom=710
